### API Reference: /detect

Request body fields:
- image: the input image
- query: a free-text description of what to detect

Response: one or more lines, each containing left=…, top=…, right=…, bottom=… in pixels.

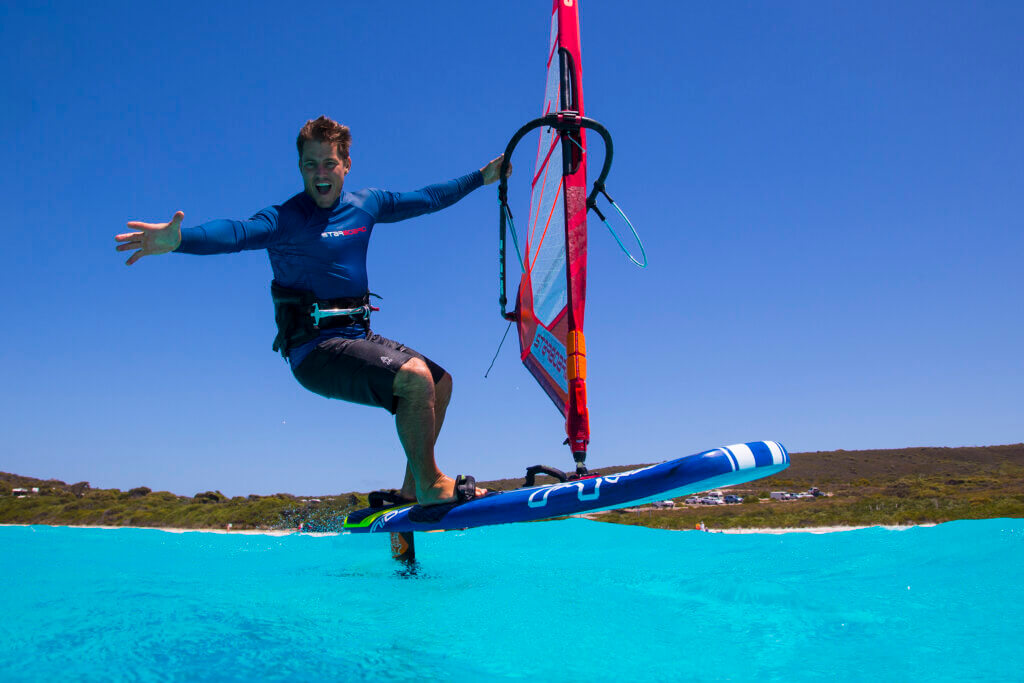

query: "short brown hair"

left=296, top=116, right=352, bottom=160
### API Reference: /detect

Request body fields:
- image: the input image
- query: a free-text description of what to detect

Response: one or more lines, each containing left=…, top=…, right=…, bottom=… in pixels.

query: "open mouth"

left=315, top=182, right=332, bottom=195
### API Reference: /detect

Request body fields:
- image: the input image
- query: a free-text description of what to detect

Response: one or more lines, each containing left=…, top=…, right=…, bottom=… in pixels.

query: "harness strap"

left=270, top=281, right=378, bottom=357
left=311, top=302, right=376, bottom=326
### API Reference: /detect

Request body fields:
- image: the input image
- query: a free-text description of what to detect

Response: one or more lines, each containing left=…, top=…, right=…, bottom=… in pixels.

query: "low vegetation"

left=2, top=443, right=1022, bottom=531
left=0, top=474, right=369, bottom=531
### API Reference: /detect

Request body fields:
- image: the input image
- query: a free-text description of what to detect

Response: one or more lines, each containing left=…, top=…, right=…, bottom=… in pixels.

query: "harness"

left=270, top=281, right=379, bottom=357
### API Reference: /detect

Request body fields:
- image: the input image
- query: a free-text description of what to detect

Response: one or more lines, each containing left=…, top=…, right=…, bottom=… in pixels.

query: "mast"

left=556, top=0, right=591, bottom=472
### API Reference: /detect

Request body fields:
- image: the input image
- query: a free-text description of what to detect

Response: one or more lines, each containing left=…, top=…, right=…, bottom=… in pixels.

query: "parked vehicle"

left=652, top=500, right=676, bottom=509
left=724, top=495, right=743, bottom=504
left=684, top=497, right=700, bottom=505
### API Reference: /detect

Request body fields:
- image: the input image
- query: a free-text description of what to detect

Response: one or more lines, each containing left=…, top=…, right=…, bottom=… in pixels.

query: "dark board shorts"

left=291, top=332, right=447, bottom=415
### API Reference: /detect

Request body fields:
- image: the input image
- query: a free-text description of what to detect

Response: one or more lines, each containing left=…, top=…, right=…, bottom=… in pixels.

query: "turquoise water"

left=2, top=519, right=1022, bottom=682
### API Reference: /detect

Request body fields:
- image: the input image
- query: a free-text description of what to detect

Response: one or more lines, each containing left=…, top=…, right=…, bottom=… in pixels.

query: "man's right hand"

left=116, top=211, right=184, bottom=265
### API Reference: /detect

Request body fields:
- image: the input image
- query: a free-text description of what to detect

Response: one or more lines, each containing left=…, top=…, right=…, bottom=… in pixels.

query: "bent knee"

left=393, top=358, right=435, bottom=396
left=398, top=357, right=432, bottom=379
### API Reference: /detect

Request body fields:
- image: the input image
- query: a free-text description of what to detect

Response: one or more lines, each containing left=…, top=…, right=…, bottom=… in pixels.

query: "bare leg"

left=393, top=360, right=482, bottom=505
left=400, top=372, right=452, bottom=499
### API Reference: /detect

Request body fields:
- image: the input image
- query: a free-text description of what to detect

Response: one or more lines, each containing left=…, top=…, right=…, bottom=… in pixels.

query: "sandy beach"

left=4, top=522, right=939, bottom=535
left=714, top=524, right=936, bottom=534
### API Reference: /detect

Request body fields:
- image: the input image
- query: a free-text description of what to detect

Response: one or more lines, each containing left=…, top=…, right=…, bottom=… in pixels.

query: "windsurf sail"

left=498, top=0, right=633, bottom=475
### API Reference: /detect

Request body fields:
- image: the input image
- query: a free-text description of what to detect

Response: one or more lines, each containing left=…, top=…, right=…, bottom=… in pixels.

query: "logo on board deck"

left=370, top=508, right=402, bottom=532
left=322, top=226, right=367, bottom=238
left=525, top=464, right=656, bottom=509
left=380, top=356, right=393, bottom=366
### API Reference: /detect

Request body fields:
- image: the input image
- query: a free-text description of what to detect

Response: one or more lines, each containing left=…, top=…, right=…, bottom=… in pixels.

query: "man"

left=116, top=116, right=506, bottom=506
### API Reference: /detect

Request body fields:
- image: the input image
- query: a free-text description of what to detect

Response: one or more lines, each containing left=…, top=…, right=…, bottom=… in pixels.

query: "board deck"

left=343, top=440, right=789, bottom=534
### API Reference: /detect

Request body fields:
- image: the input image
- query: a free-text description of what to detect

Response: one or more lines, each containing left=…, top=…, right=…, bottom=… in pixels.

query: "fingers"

left=482, top=154, right=511, bottom=185
left=124, top=210, right=184, bottom=232
left=495, top=154, right=512, bottom=176
left=118, top=211, right=183, bottom=265
left=125, top=221, right=161, bottom=231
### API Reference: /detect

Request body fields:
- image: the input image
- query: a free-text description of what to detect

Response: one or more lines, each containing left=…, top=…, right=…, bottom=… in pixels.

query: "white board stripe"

left=766, top=440, right=785, bottom=465
left=724, top=443, right=757, bottom=471
left=719, top=448, right=738, bottom=471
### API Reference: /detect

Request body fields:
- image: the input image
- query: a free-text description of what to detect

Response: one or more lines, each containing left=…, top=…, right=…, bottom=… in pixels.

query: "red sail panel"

left=516, top=0, right=590, bottom=458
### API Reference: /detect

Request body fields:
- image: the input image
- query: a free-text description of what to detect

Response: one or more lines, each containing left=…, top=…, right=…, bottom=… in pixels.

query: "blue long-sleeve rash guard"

left=176, top=170, right=483, bottom=368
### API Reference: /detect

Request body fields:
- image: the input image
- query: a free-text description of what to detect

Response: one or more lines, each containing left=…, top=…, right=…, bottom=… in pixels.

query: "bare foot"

left=415, top=473, right=487, bottom=506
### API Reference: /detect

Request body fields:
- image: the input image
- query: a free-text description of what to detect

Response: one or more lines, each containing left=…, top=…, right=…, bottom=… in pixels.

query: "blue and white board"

left=343, top=440, right=789, bottom=534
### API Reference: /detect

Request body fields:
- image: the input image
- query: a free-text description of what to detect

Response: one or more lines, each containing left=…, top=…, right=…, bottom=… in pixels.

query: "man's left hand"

left=481, top=154, right=511, bottom=185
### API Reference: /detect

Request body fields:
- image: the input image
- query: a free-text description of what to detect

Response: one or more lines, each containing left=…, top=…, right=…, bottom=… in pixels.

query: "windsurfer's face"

left=300, top=140, right=351, bottom=208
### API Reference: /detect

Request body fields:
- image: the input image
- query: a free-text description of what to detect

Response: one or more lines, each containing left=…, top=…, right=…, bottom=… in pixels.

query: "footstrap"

left=523, top=465, right=568, bottom=487
left=368, top=489, right=415, bottom=509
left=454, top=475, right=476, bottom=503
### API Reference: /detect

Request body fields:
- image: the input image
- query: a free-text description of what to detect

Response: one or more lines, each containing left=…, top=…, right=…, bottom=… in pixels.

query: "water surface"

left=2, top=519, right=1021, bottom=681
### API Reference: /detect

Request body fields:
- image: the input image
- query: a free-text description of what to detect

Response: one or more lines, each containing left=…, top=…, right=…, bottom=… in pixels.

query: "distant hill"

left=480, top=443, right=1024, bottom=492
left=0, top=472, right=92, bottom=496
left=766, top=443, right=1024, bottom=489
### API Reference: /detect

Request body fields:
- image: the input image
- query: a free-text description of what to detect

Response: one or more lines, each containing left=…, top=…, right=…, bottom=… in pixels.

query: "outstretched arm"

left=115, top=211, right=184, bottom=266
left=117, top=207, right=283, bottom=261
left=374, top=154, right=514, bottom=224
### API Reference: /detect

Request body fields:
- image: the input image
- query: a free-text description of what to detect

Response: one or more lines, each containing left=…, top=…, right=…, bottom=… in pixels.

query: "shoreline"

left=714, top=523, right=936, bottom=534
left=3, top=521, right=940, bottom=535
left=576, top=516, right=940, bottom=534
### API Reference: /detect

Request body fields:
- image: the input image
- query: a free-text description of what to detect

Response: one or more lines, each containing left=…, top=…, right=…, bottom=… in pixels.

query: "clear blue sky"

left=2, top=1, right=1021, bottom=496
